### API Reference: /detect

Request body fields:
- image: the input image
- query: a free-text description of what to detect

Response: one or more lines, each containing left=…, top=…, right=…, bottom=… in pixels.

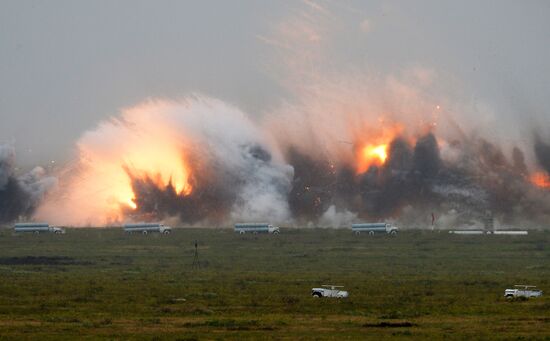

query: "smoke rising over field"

left=34, top=98, right=293, bottom=226
left=3, top=2, right=550, bottom=228
left=23, top=89, right=550, bottom=228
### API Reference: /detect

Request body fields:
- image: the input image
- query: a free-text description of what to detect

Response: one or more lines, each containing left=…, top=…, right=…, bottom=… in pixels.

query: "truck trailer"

left=234, top=223, right=280, bottom=234
left=352, top=223, right=398, bottom=235
left=14, top=223, right=65, bottom=234
left=123, top=223, right=171, bottom=235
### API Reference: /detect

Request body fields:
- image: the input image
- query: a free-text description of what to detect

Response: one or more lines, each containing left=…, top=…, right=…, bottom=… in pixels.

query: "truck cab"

left=267, top=224, right=280, bottom=234
left=50, top=227, right=66, bottom=234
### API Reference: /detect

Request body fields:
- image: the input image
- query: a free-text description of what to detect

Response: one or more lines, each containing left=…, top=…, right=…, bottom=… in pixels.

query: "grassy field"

left=0, top=228, right=548, bottom=340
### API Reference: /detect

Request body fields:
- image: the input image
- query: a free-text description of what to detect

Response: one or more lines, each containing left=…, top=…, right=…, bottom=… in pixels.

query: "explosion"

left=5, top=2, right=550, bottom=228
left=358, top=144, right=388, bottom=171
left=530, top=172, right=550, bottom=189
left=35, top=97, right=292, bottom=226
left=364, top=145, right=388, bottom=164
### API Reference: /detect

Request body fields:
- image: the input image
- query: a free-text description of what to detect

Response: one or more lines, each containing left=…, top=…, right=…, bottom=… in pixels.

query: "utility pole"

left=192, top=240, right=200, bottom=269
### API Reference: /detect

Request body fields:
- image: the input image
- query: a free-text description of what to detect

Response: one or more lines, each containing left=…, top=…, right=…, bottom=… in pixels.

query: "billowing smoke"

left=534, top=136, right=550, bottom=175
left=282, top=131, right=550, bottom=228
left=0, top=145, right=56, bottom=224
left=19, top=93, right=550, bottom=228
left=13, top=2, right=550, bottom=228
left=35, top=97, right=292, bottom=226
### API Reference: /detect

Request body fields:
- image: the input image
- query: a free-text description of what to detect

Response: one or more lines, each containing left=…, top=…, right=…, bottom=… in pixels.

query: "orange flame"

left=35, top=100, right=196, bottom=226
left=530, top=172, right=550, bottom=189
left=355, top=122, right=404, bottom=173
left=362, top=144, right=388, bottom=166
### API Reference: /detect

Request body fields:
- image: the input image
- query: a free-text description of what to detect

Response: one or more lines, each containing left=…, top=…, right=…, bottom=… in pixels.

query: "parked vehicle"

left=311, top=285, right=349, bottom=298
left=448, top=230, right=485, bottom=235
left=492, top=230, right=528, bottom=235
left=352, top=223, right=398, bottom=235
left=14, top=223, right=65, bottom=234
left=234, top=223, right=280, bottom=234
left=504, top=285, right=542, bottom=298
left=123, top=223, right=171, bottom=235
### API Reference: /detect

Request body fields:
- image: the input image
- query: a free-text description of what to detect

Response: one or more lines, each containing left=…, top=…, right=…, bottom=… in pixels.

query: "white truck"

left=14, top=223, right=65, bottom=234
left=123, top=223, right=171, bottom=235
left=504, top=285, right=543, bottom=298
left=311, top=285, right=349, bottom=298
left=234, top=223, right=280, bottom=234
left=352, top=223, right=398, bottom=235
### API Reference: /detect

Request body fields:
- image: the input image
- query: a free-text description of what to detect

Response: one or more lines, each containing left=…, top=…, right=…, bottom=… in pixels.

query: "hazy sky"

left=1, top=0, right=549, bottom=166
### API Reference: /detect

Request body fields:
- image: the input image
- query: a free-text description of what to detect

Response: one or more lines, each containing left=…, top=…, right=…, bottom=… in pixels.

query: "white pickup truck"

left=311, top=285, right=349, bottom=298
left=504, top=285, right=543, bottom=298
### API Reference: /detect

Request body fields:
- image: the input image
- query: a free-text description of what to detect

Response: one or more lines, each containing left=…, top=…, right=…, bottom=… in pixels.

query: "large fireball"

left=35, top=97, right=292, bottom=226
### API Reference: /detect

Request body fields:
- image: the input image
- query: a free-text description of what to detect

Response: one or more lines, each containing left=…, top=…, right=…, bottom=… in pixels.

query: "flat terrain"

left=0, top=228, right=548, bottom=340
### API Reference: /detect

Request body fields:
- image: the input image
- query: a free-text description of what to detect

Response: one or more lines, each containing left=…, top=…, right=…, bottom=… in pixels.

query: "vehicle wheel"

left=142, top=230, right=148, bottom=235
left=312, top=292, right=322, bottom=298
left=390, top=230, right=397, bottom=235
left=239, top=230, right=245, bottom=235
left=368, top=231, right=375, bottom=236
left=273, top=230, right=280, bottom=235
left=505, top=294, right=514, bottom=299
left=354, top=231, right=361, bottom=235
left=55, top=230, right=61, bottom=234
left=34, top=231, right=40, bottom=235
left=163, top=230, right=171, bottom=234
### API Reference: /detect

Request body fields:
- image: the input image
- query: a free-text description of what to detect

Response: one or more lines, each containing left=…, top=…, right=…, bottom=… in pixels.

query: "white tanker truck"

left=123, top=223, right=172, bottom=235
left=351, top=223, right=398, bottom=235
left=234, top=223, right=280, bottom=234
left=14, top=223, right=65, bottom=234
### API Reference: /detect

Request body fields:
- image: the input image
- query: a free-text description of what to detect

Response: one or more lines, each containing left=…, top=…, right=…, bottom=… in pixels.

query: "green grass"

left=0, top=228, right=548, bottom=339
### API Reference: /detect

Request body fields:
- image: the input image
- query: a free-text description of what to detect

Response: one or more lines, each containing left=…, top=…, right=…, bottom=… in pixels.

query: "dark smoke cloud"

left=28, top=95, right=550, bottom=228
left=286, top=148, right=336, bottom=220
left=0, top=145, right=55, bottom=224
left=282, top=133, right=550, bottom=227
left=127, top=144, right=290, bottom=225
left=534, top=136, right=550, bottom=175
